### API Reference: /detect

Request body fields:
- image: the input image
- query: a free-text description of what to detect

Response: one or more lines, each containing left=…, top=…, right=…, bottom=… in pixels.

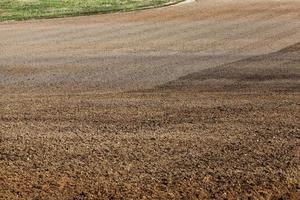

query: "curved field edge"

left=0, top=0, right=185, bottom=22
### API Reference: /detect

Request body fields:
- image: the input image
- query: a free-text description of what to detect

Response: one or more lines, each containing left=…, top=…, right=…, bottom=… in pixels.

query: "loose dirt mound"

left=161, top=43, right=300, bottom=92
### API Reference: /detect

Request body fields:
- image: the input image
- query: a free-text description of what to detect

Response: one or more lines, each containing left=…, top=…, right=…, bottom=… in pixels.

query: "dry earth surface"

left=0, top=0, right=300, bottom=199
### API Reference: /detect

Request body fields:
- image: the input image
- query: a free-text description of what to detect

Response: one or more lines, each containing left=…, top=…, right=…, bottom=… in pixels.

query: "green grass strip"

left=0, top=0, right=184, bottom=22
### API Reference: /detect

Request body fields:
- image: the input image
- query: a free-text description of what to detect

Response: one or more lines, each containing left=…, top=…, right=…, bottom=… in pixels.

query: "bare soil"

left=0, top=0, right=299, bottom=199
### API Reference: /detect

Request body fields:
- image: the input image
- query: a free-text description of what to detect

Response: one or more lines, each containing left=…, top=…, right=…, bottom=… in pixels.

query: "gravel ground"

left=0, top=0, right=299, bottom=199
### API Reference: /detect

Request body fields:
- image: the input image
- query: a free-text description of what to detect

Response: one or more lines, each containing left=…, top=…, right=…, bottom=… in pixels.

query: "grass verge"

left=0, top=0, right=184, bottom=22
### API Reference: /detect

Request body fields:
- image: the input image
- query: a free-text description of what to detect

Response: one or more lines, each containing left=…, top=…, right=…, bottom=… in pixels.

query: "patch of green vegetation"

left=0, top=0, right=183, bottom=21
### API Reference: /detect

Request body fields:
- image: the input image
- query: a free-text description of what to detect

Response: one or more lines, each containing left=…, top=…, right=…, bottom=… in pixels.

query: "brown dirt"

left=161, top=42, right=300, bottom=92
left=0, top=0, right=300, bottom=199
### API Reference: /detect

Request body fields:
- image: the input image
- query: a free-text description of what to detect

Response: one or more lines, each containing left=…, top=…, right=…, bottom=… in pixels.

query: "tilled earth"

left=0, top=0, right=300, bottom=199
